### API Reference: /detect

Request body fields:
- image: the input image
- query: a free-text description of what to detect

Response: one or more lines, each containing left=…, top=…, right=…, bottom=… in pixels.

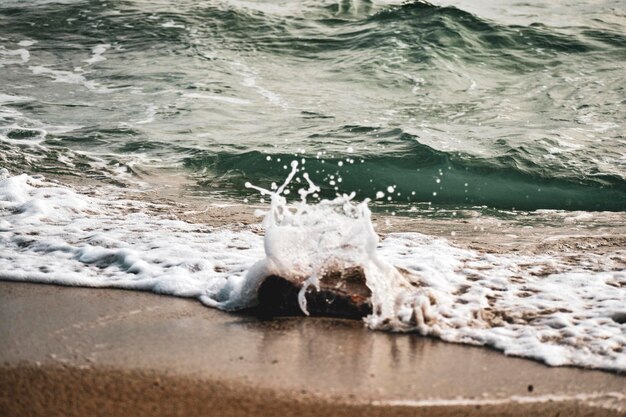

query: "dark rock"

left=611, top=311, right=626, bottom=324
left=256, top=267, right=372, bottom=320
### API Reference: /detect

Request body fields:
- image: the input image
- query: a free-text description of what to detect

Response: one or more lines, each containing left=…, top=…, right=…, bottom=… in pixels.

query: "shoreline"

left=2, top=282, right=624, bottom=416
left=43, top=170, right=626, bottom=262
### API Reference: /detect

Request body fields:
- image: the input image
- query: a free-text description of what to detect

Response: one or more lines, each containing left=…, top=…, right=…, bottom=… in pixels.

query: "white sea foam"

left=84, top=44, right=111, bottom=65
left=0, top=167, right=624, bottom=372
left=0, top=93, right=31, bottom=106
left=0, top=46, right=30, bottom=65
left=183, top=93, right=251, bottom=105
left=378, top=233, right=626, bottom=371
left=161, top=20, right=185, bottom=29
left=29, top=65, right=109, bottom=92
left=18, top=40, right=36, bottom=48
left=0, top=169, right=264, bottom=309
left=232, top=61, right=289, bottom=108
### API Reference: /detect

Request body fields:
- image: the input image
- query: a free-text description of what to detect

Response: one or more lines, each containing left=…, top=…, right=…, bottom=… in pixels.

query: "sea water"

left=0, top=0, right=625, bottom=371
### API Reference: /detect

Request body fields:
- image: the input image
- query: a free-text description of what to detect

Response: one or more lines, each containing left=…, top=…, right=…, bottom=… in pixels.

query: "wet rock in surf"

left=256, top=267, right=372, bottom=319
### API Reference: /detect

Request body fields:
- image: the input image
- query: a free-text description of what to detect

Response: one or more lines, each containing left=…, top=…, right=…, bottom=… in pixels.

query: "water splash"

left=242, top=162, right=626, bottom=372
left=243, top=160, right=439, bottom=329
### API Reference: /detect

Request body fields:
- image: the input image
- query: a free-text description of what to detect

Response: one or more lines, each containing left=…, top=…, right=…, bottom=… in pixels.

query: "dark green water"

left=1, top=0, right=625, bottom=212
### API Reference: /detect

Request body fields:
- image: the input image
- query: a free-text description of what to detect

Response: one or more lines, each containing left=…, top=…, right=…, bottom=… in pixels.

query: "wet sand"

left=1, top=281, right=624, bottom=416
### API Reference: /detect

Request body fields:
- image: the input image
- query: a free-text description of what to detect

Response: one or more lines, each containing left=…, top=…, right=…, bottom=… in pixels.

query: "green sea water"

left=1, top=0, right=625, bottom=212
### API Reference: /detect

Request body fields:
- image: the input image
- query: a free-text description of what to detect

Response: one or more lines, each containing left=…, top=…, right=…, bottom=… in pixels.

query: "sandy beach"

left=1, top=281, right=624, bottom=416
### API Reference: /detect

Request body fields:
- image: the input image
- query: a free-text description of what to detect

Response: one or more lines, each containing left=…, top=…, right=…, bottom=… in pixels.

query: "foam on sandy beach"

left=0, top=167, right=624, bottom=372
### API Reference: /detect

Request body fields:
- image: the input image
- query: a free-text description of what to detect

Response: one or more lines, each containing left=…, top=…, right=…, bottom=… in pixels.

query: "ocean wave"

left=4, top=0, right=619, bottom=65
left=183, top=143, right=626, bottom=211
